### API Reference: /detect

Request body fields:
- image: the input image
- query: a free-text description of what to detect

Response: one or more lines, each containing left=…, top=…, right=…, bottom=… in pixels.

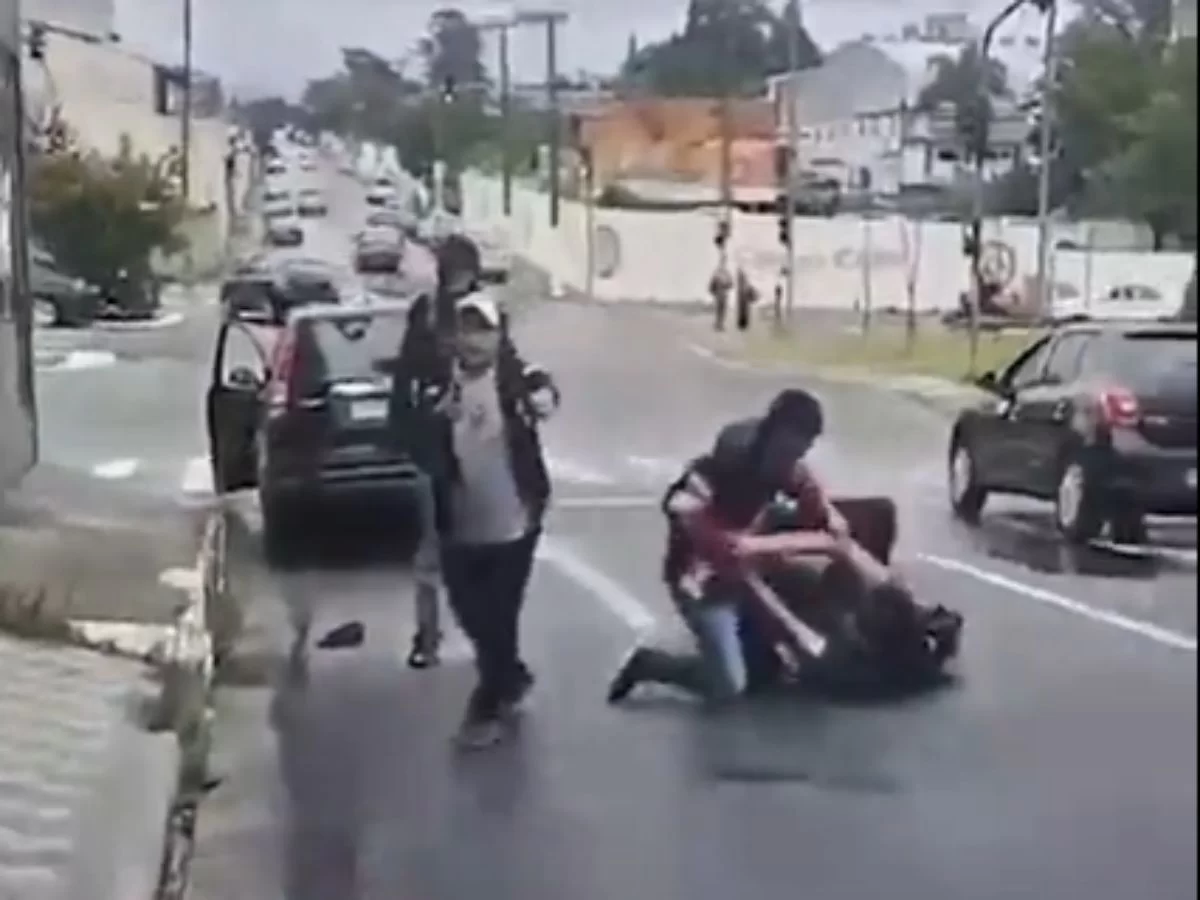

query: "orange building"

left=576, top=97, right=778, bottom=188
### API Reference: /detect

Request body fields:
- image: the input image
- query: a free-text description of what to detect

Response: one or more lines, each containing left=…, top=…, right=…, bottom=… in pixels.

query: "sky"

left=96, top=0, right=1059, bottom=98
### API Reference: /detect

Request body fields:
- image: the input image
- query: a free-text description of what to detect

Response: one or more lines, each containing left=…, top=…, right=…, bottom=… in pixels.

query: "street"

left=32, top=166, right=1196, bottom=900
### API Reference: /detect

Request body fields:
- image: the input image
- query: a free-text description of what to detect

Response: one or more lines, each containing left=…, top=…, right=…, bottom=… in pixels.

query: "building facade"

left=768, top=14, right=1042, bottom=196
left=0, top=0, right=36, bottom=488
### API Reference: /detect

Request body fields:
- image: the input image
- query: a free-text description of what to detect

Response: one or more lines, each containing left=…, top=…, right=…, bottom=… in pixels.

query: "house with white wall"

left=767, top=13, right=1045, bottom=195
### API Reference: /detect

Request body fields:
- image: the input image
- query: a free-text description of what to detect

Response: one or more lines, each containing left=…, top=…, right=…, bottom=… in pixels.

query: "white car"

left=261, top=188, right=294, bottom=220
left=472, top=229, right=513, bottom=283
left=365, top=177, right=397, bottom=207
left=1054, top=282, right=1178, bottom=322
left=297, top=187, right=327, bottom=217
left=264, top=159, right=287, bottom=178
left=299, top=154, right=317, bottom=172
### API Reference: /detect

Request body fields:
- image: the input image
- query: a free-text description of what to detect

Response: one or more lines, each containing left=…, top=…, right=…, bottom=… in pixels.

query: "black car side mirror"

left=974, top=370, right=999, bottom=392
left=227, top=366, right=262, bottom=389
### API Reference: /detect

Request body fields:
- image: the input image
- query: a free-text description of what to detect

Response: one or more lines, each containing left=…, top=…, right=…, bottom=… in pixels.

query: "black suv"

left=948, top=321, right=1197, bottom=544
left=206, top=301, right=419, bottom=561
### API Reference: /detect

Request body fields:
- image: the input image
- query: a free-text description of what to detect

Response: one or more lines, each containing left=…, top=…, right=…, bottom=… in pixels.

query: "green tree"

left=916, top=44, right=1012, bottom=159
left=422, top=8, right=486, bottom=90
left=621, top=0, right=820, bottom=97
left=30, top=133, right=186, bottom=290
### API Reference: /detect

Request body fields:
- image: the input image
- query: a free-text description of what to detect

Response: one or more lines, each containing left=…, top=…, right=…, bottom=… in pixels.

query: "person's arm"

left=664, top=469, right=741, bottom=573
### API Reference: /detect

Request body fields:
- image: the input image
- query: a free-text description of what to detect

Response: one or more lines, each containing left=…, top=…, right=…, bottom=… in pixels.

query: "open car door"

left=206, top=318, right=270, bottom=493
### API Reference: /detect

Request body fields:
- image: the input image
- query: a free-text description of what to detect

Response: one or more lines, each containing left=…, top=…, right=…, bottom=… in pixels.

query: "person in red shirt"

left=607, top=389, right=861, bottom=705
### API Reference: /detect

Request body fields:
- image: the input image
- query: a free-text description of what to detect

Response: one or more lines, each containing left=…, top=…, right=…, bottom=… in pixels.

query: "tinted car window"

left=1003, top=338, right=1053, bottom=389
left=1094, top=333, right=1197, bottom=390
left=220, top=324, right=268, bottom=383
left=294, top=313, right=406, bottom=389
left=1043, top=333, right=1093, bottom=384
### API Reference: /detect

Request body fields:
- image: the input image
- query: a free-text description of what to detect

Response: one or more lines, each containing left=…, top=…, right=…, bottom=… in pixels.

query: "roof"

left=291, top=298, right=412, bottom=321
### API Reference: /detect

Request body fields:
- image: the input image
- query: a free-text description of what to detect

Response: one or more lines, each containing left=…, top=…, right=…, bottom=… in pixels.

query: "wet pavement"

left=185, top=166, right=1196, bottom=900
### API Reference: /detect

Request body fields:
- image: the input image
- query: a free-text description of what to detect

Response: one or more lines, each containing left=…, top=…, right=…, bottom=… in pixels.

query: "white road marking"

left=918, top=553, right=1197, bottom=653
left=626, top=454, right=682, bottom=480
left=44, top=349, right=117, bottom=372
left=181, top=456, right=214, bottom=496
left=546, top=455, right=615, bottom=486
left=684, top=340, right=761, bottom=373
left=536, top=537, right=658, bottom=634
left=91, top=458, right=139, bottom=480
left=94, top=311, right=185, bottom=332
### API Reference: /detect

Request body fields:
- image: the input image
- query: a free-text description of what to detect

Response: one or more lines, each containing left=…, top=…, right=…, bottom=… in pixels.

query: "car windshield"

left=1100, top=333, right=1197, bottom=389
left=295, top=312, right=406, bottom=389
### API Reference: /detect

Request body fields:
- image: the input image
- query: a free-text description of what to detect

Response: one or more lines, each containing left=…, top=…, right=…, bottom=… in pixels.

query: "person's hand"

left=830, top=530, right=857, bottom=562
left=826, top=506, right=851, bottom=540
left=528, top=385, right=558, bottom=420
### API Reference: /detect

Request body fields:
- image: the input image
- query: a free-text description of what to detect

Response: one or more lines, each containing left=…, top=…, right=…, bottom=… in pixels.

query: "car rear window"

left=294, top=313, right=406, bottom=387
left=1101, top=333, right=1197, bottom=389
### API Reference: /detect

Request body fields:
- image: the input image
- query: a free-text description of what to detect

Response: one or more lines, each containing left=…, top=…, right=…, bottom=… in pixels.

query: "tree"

left=422, top=8, right=486, bottom=90
left=30, top=132, right=186, bottom=292
left=621, top=0, right=820, bottom=97
left=916, top=44, right=1012, bottom=159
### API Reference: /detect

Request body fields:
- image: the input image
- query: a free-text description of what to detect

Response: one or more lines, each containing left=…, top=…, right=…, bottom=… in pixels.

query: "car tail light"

left=1098, top=387, right=1140, bottom=429
left=267, top=328, right=297, bottom=409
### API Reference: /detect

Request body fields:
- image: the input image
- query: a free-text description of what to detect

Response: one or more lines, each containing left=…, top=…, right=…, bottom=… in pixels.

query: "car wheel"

left=948, top=438, right=987, bottom=523
left=1054, top=455, right=1103, bottom=544
left=33, top=297, right=61, bottom=328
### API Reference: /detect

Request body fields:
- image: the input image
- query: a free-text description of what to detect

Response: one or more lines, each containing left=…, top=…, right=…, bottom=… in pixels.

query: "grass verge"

left=739, top=321, right=1043, bottom=382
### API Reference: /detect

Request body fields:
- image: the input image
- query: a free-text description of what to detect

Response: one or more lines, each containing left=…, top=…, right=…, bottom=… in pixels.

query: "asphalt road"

left=32, top=162, right=1195, bottom=899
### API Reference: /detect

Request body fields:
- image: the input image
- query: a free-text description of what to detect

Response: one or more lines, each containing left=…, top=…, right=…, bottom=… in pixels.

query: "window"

left=220, top=323, right=268, bottom=384
left=1043, top=333, right=1094, bottom=384
left=1002, top=338, right=1053, bottom=390
left=293, top=313, right=406, bottom=394
left=1094, top=333, right=1197, bottom=390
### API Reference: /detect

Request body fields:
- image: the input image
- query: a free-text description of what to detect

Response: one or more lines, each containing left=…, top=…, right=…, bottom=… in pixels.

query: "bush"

left=29, top=132, right=187, bottom=290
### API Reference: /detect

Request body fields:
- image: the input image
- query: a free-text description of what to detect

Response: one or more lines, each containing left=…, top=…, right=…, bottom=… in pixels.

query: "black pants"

left=441, top=529, right=539, bottom=719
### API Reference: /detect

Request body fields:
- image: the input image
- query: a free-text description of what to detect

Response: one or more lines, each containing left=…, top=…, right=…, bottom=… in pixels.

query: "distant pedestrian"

left=709, top=264, right=732, bottom=331
left=735, top=266, right=757, bottom=332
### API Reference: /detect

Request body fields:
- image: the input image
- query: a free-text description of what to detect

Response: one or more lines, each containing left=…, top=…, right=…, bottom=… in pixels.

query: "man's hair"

left=762, top=389, right=824, bottom=440
left=435, top=233, right=481, bottom=298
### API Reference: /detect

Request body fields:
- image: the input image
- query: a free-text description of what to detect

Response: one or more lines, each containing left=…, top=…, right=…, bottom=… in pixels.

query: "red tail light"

left=1098, top=387, right=1140, bottom=429
left=267, top=329, right=297, bottom=408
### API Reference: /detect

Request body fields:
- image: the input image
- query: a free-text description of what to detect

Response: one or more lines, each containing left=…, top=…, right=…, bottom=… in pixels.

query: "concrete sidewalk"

left=0, top=633, right=178, bottom=900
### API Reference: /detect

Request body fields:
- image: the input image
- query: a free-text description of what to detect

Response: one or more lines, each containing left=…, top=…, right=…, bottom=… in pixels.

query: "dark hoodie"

left=388, top=235, right=552, bottom=533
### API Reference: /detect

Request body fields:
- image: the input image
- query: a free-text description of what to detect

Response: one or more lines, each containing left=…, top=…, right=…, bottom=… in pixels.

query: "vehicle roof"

left=1055, top=319, right=1196, bottom=338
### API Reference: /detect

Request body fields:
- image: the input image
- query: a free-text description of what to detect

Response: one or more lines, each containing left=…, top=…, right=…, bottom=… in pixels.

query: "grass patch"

left=740, top=322, right=1044, bottom=382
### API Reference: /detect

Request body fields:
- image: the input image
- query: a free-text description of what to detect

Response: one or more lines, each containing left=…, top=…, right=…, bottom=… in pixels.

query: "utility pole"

left=499, top=26, right=512, bottom=216
left=545, top=17, right=561, bottom=227
left=717, top=29, right=733, bottom=275
left=180, top=0, right=193, bottom=207
left=968, top=0, right=1026, bottom=375
left=782, top=0, right=801, bottom=324
left=1032, top=0, right=1059, bottom=320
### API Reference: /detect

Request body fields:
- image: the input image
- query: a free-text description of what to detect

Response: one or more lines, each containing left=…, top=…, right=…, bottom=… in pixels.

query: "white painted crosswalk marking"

left=91, top=458, right=140, bottom=480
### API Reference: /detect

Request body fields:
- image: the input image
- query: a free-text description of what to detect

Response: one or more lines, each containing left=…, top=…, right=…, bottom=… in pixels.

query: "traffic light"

left=777, top=196, right=792, bottom=247
left=441, top=77, right=456, bottom=102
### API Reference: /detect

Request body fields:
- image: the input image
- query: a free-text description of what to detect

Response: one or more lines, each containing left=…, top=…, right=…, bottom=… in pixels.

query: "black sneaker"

left=606, top=646, right=650, bottom=705
left=407, top=629, right=442, bottom=670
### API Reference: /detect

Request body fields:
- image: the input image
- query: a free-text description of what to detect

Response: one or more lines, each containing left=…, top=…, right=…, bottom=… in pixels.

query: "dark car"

left=353, top=226, right=404, bottom=274
left=365, top=208, right=417, bottom=239
left=219, top=257, right=341, bottom=324
left=265, top=217, right=304, bottom=247
left=30, top=246, right=101, bottom=327
left=947, top=321, right=1197, bottom=544
left=205, top=301, right=419, bottom=561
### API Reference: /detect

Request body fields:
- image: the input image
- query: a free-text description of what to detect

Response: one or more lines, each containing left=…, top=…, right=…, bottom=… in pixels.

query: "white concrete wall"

left=462, top=173, right=1195, bottom=315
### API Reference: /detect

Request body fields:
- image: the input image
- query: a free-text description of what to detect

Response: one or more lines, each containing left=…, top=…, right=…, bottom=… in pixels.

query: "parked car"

left=947, top=320, right=1197, bottom=544
left=469, top=228, right=512, bottom=284
left=205, top=300, right=419, bottom=561
left=30, top=244, right=101, bottom=327
left=262, top=188, right=294, bottom=220
left=353, top=226, right=405, bottom=274
left=364, top=208, right=417, bottom=239
left=1053, top=282, right=1178, bottom=323
left=265, top=216, right=304, bottom=247
left=297, top=187, right=328, bottom=217
left=365, top=177, right=397, bottom=207
left=264, top=159, right=288, bottom=178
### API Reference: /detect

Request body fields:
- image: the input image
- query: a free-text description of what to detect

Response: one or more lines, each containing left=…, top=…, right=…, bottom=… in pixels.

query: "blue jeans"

left=685, top=601, right=749, bottom=701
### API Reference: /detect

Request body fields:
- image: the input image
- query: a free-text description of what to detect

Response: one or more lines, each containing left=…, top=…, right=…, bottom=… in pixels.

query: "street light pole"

left=1033, top=0, right=1059, bottom=319
left=783, top=0, right=801, bottom=324
left=499, top=26, right=512, bottom=215
left=967, top=0, right=1026, bottom=375
left=545, top=18, right=561, bottom=227
left=180, top=0, right=193, bottom=207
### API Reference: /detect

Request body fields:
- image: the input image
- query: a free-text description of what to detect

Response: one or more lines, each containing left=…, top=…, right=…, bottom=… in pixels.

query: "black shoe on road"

left=407, top=629, right=442, bottom=670
left=606, top=646, right=650, bottom=705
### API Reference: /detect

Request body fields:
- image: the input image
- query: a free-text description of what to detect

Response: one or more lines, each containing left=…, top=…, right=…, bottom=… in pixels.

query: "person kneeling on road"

left=429, top=291, right=558, bottom=748
left=607, top=389, right=862, bottom=705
